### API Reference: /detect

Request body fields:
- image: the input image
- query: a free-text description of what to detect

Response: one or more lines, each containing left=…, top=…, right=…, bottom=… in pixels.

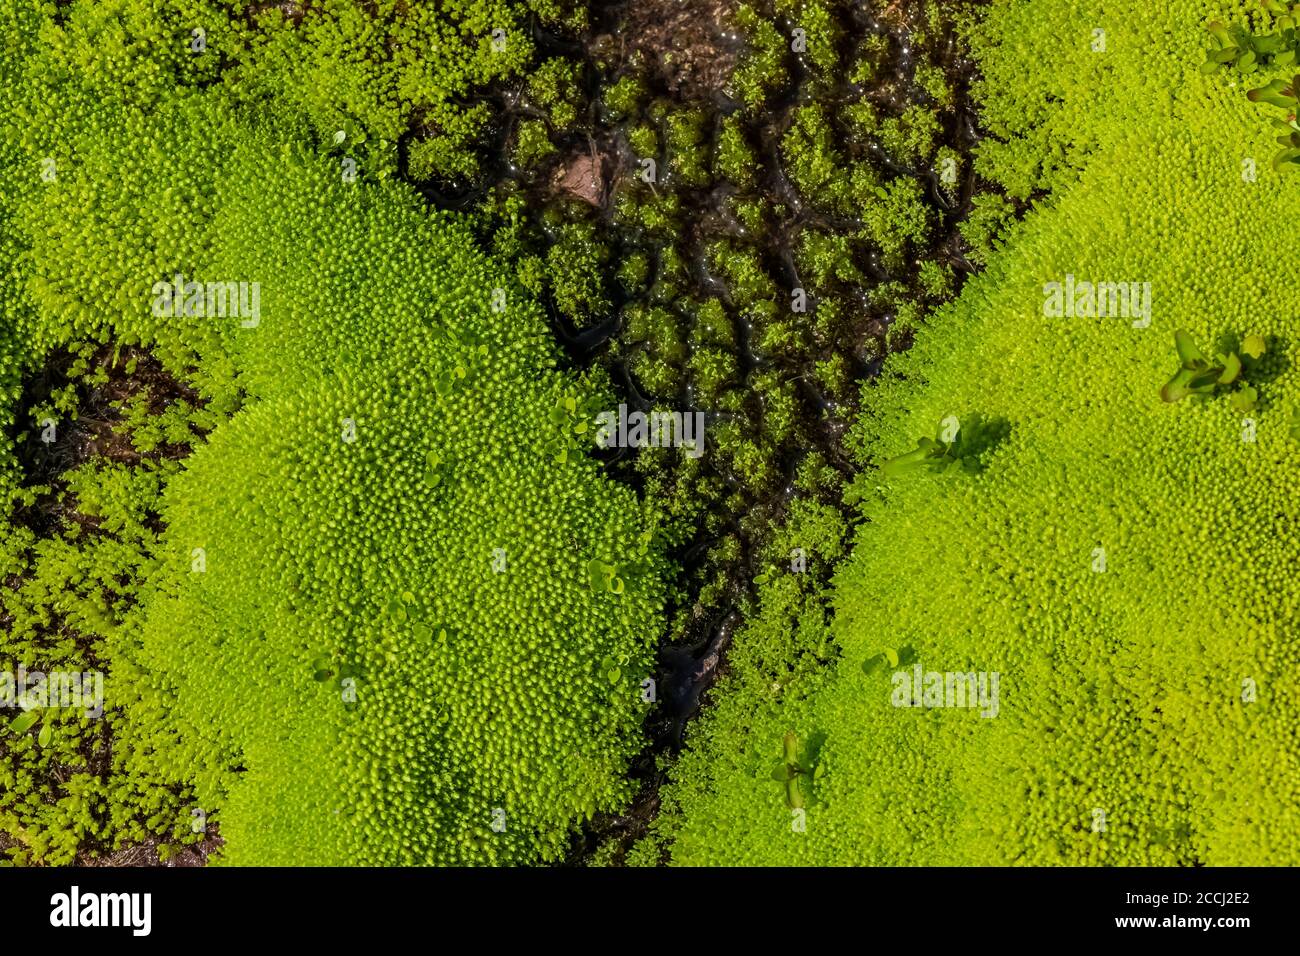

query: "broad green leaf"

left=1229, top=385, right=1259, bottom=413
left=882, top=444, right=934, bottom=476
left=1173, top=330, right=1205, bottom=366
left=1161, top=366, right=1196, bottom=403
left=8, top=711, right=39, bottom=735
left=786, top=778, right=805, bottom=810
left=1217, top=352, right=1242, bottom=385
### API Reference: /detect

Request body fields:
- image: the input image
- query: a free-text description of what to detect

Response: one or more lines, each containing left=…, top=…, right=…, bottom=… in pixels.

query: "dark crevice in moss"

left=394, top=0, right=1004, bottom=865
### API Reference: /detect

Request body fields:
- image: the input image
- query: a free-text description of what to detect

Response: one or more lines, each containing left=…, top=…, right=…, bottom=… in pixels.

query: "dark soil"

left=75, top=831, right=225, bottom=868
left=613, top=0, right=743, bottom=97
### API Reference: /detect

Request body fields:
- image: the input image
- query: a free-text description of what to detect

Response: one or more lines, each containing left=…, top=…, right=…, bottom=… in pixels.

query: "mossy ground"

left=640, top=0, right=1300, bottom=866
left=8, top=0, right=1283, bottom=870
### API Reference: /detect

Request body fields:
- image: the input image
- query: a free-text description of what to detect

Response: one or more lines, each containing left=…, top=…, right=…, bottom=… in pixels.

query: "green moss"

left=710, top=242, right=777, bottom=308
left=783, top=103, right=855, bottom=214
left=513, top=119, right=556, bottom=168
left=528, top=57, right=582, bottom=130
left=0, top=0, right=669, bottom=867
left=547, top=221, right=611, bottom=324
left=731, top=4, right=790, bottom=108
left=716, top=117, right=758, bottom=188
left=627, top=124, right=660, bottom=165
left=850, top=34, right=890, bottom=86
left=235, top=0, right=534, bottom=181
left=665, top=109, right=710, bottom=187
left=959, top=192, right=1015, bottom=267
left=878, top=105, right=943, bottom=164
left=917, top=259, right=955, bottom=300
left=691, top=299, right=736, bottom=349
left=914, top=63, right=954, bottom=108
left=798, top=230, right=865, bottom=288
left=617, top=253, right=651, bottom=297
left=647, top=0, right=1300, bottom=867
left=859, top=177, right=932, bottom=272
left=603, top=74, right=646, bottom=120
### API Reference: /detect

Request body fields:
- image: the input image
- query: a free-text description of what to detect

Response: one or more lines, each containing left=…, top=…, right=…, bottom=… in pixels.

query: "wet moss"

left=454, top=2, right=1003, bottom=864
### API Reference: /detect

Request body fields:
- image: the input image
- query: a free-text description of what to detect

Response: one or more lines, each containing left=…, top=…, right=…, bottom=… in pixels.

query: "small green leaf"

left=587, top=558, right=608, bottom=590
left=1161, top=366, right=1197, bottom=403
left=1242, top=334, right=1266, bottom=360
left=386, top=598, right=408, bottom=623
left=1173, top=330, right=1205, bottom=366
left=881, top=444, right=934, bottom=477
left=1271, top=146, right=1300, bottom=170
left=37, top=722, right=53, bottom=748
left=309, top=655, right=335, bottom=686
left=1217, top=352, right=1242, bottom=385
left=8, top=711, right=39, bottom=735
left=1229, top=385, right=1259, bottom=413
left=861, top=653, right=886, bottom=675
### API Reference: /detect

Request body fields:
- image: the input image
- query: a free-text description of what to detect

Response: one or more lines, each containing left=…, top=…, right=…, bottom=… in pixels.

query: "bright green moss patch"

left=1, top=0, right=668, bottom=866
left=646, top=0, right=1300, bottom=866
